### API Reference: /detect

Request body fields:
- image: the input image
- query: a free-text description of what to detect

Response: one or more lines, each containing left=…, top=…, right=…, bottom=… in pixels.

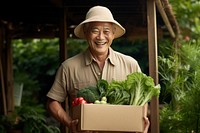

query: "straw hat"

left=74, top=6, right=125, bottom=39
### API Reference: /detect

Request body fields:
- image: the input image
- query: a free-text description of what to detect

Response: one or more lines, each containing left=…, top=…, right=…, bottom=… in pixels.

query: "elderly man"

left=46, top=5, right=149, bottom=133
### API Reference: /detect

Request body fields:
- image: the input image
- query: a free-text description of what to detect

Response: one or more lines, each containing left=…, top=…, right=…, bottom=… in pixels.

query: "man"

left=46, top=5, right=149, bottom=133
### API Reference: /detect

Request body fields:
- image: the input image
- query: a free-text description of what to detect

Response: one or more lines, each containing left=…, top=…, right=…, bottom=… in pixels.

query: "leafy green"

left=105, top=72, right=160, bottom=106
left=77, top=79, right=109, bottom=103
left=127, top=72, right=160, bottom=106
left=106, top=80, right=130, bottom=105
left=77, top=72, right=160, bottom=105
left=77, top=86, right=100, bottom=103
left=97, top=79, right=109, bottom=97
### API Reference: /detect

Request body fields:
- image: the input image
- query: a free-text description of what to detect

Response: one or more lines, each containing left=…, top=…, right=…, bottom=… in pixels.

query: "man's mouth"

left=95, top=42, right=106, bottom=45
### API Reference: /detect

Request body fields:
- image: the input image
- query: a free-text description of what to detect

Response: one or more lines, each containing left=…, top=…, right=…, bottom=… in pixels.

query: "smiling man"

left=46, top=6, right=149, bottom=133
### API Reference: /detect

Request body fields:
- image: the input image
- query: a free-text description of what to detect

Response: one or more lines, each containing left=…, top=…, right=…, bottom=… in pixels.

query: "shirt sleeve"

left=46, top=65, right=67, bottom=102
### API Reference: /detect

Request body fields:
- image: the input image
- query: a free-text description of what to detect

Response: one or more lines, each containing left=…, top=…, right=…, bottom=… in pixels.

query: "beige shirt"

left=47, top=47, right=141, bottom=104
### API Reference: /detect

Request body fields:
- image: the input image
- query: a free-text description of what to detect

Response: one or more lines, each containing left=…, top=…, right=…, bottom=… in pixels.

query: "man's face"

left=85, top=22, right=115, bottom=56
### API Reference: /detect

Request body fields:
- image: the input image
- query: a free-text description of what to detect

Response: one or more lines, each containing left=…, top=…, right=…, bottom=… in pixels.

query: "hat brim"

left=74, top=19, right=125, bottom=39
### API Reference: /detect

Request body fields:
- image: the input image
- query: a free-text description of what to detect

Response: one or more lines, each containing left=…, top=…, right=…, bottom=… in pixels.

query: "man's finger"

left=71, top=119, right=79, bottom=133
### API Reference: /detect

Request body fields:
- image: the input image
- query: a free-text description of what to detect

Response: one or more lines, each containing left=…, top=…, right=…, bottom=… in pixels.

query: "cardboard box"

left=72, top=104, right=144, bottom=132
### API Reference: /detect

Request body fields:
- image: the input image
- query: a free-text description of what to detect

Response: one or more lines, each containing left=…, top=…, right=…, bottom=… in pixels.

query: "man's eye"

left=91, top=29, right=99, bottom=34
left=104, top=30, right=110, bottom=34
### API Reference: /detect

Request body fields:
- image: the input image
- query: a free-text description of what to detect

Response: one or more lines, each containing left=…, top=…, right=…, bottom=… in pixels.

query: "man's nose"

left=96, top=31, right=104, bottom=39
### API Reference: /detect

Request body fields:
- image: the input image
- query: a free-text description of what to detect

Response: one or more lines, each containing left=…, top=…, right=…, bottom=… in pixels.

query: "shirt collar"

left=84, top=47, right=116, bottom=66
left=107, top=48, right=115, bottom=66
left=84, top=48, right=93, bottom=65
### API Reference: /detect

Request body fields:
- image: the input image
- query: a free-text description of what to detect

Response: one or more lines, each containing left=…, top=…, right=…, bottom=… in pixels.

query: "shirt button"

left=97, top=72, right=101, bottom=76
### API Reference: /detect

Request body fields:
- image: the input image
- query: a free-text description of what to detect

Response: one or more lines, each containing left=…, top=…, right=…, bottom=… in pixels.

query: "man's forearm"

left=47, top=98, right=72, bottom=128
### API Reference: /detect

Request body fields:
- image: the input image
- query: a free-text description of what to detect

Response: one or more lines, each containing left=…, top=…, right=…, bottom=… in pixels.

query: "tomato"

left=78, top=97, right=84, bottom=103
left=74, top=98, right=80, bottom=105
left=72, top=97, right=87, bottom=106
left=80, top=99, right=87, bottom=104
left=72, top=101, right=76, bottom=106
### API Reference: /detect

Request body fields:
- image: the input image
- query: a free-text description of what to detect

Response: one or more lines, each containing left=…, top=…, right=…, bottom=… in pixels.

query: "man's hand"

left=70, top=119, right=79, bottom=133
left=143, top=117, right=150, bottom=133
